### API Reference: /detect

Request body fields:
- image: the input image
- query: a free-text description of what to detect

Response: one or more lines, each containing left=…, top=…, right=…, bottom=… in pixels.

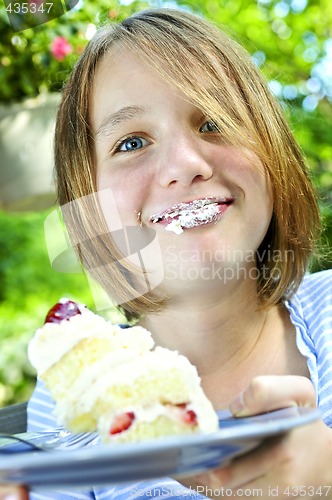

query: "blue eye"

left=200, top=121, right=218, bottom=132
left=118, top=136, right=148, bottom=152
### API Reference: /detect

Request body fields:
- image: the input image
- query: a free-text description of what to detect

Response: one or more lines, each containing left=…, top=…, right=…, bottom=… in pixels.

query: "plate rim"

left=0, top=406, right=320, bottom=485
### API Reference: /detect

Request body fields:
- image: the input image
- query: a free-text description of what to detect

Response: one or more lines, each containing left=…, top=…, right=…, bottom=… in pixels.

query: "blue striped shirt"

left=28, top=269, right=332, bottom=499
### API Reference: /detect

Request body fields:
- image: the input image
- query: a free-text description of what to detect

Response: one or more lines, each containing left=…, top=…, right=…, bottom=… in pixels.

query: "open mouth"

left=149, top=197, right=235, bottom=235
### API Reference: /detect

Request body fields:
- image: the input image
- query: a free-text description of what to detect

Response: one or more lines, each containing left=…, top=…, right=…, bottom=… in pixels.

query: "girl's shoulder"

left=286, top=269, right=332, bottom=344
left=294, top=269, right=332, bottom=312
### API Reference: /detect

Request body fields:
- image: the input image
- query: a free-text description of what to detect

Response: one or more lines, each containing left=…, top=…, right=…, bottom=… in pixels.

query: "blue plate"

left=0, top=407, right=320, bottom=489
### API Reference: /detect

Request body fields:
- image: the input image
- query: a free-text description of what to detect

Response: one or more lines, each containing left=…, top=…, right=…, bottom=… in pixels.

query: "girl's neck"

left=139, top=281, right=267, bottom=374
left=138, top=287, right=309, bottom=409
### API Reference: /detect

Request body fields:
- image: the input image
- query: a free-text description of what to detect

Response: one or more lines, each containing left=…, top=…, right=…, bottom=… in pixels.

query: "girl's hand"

left=184, top=376, right=332, bottom=499
left=0, top=485, right=28, bottom=500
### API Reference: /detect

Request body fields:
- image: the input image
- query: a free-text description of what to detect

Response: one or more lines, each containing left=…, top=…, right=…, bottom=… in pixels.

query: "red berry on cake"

left=45, top=298, right=82, bottom=324
left=109, top=412, right=136, bottom=435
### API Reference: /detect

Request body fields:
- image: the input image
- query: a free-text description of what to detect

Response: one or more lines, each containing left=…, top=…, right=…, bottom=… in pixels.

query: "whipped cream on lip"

left=149, top=196, right=235, bottom=235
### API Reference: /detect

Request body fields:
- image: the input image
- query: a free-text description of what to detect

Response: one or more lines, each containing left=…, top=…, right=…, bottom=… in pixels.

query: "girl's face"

left=91, top=47, right=273, bottom=296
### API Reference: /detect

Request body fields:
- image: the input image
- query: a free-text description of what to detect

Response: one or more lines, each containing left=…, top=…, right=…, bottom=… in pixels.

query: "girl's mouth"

left=149, top=197, right=235, bottom=235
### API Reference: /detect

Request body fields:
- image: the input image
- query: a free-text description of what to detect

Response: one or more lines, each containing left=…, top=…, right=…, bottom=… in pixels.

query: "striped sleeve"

left=27, top=380, right=58, bottom=431
left=287, top=269, right=332, bottom=427
left=27, top=380, right=96, bottom=500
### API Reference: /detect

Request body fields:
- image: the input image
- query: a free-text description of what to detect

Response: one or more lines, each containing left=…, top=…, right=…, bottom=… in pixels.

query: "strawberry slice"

left=109, top=411, right=135, bottom=435
left=174, top=403, right=198, bottom=426
left=45, top=299, right=81, bottom=324
left=182, top=409, right=198, bottom=425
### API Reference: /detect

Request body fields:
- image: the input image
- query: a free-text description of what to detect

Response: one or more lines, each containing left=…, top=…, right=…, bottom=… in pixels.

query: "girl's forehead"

left=93, top=42, right=224, bottom=103
left=98, top=39, right=219, bottom=82
left=90, top=48, right=193, bottom=131
left=93, top=51, right=157, bottom=103
left=94, top=46, right=156, bottom=90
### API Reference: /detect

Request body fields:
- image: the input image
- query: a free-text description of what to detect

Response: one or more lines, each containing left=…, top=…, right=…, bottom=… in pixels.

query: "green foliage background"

left=0, top=0, right=331, bottom=407
left=0, top=210, right=89, bottom=405
left=0, top=209, right=127, bottom=407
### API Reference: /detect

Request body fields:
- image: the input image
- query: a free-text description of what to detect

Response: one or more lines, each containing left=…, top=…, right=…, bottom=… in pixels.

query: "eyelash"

left=111, top=120, right=218, bottom=154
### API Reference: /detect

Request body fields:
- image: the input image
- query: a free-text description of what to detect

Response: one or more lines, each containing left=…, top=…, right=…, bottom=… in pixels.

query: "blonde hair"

left=54, top=8, right=321, bottom=320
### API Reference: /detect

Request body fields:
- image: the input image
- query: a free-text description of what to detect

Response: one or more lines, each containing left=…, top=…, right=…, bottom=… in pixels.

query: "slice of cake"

left=28, top=299, right=218, bottom=443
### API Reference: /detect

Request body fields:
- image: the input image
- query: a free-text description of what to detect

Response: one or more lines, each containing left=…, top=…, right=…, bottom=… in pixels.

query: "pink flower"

left=108, top=9, right=118, bottom=19
left=50, top=36, right=72, bottom=61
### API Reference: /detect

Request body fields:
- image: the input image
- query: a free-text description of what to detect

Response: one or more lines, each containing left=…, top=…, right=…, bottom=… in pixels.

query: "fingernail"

left=229, top=393, right=245, bottom=416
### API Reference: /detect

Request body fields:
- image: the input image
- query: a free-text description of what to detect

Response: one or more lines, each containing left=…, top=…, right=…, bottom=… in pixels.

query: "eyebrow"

left=95, top=105, right=148, bottom=138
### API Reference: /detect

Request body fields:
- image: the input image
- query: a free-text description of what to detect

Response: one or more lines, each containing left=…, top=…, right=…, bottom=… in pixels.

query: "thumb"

left=229, top=375, right=316, bottom=417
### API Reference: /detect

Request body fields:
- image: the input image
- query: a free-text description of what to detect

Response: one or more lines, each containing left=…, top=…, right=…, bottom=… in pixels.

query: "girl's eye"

left=115, top=136, right=149, bottom=153
left=200, top=120, right=218, bottom=133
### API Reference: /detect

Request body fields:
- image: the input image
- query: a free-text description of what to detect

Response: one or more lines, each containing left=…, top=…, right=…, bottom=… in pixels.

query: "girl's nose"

left=156, top=133, right=213, bottom=188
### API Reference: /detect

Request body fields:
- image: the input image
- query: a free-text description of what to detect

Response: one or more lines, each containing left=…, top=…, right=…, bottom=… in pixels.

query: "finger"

left=203, top=434, right=287, bottom=490
left=229, top=375, right=316, bottom=417
left=231, top=476, right=281, bottom=499
left=200, top=419, right=319, bottom=492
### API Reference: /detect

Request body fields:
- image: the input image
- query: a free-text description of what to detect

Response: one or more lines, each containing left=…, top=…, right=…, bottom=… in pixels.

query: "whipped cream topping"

left=28, top=307, right=154, bottom=375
